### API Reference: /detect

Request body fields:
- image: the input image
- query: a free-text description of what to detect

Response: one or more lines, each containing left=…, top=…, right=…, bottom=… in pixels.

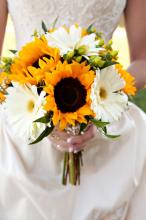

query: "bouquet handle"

left=62, top=151, right=83, bottom=185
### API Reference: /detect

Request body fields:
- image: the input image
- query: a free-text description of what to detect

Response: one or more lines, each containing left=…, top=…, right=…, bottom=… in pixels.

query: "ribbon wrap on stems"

left=62, top=124, right=84, bottom=185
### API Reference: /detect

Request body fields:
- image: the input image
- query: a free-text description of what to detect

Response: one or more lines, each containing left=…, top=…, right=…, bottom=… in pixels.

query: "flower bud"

left=66, top=51, right=74, bottom=59
left=2, top=57, right=12, bottom=63
left=98, top=39, right=104, bottom=47
left=75, top=56, right=82, bottom=63
left=77, top=46, right=87, bottom=55
left=108, top=39, right=113, bottom=46
left=89, top=56, right=105, bottom=68
left=110, top=50, right=118, bottom=57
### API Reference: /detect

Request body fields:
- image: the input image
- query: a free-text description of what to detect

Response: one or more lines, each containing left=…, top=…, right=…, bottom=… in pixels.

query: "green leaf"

left=87, top=24, right=96, bottom=34
left=34, top=112, right=53, bottom=124
left=102, top=61, right=118, bottom=69
left=9, top=49, right=17, bottom=54
left=90, top=118, right=120, bottom=139
left=29, top=124, right=54, bottom=145
left=90, top=118, right=110, bottom=128
left=102, top=126, right=107, bottom=134
left=52, top=16, right=59, bottom=29
left=79, top=123, right=88, bottom=134
left=42, top=21, right=48, bottom=33
left=1, top=57, right=13, bottom=73
left=129, top=88, right=146, bottom=113
left=104, top=133, right=120, bottom=139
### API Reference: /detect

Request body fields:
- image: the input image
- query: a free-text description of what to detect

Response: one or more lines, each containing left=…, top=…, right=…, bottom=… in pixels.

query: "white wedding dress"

left=0, top=0, right=146, bottom=219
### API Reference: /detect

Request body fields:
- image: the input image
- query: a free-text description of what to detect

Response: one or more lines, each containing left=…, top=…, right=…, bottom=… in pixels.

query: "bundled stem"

left=62, top=151, right=83, bottom=185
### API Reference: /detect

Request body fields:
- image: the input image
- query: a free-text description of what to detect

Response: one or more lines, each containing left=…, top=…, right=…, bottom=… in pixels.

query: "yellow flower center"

left=99, top=87, right=107, bottom=100
left=27, top=100, right=35, bottom=112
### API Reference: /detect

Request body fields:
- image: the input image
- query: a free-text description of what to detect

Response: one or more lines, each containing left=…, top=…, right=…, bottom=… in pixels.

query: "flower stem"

left=69, top=152, right=75, bottom=185
left=62, top=151, right=83, bottom=185
left=62, top=152, right=69, bottom=185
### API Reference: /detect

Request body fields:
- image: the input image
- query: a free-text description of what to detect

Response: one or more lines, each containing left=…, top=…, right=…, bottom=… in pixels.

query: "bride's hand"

left=48, top=124, right=97, bottom=152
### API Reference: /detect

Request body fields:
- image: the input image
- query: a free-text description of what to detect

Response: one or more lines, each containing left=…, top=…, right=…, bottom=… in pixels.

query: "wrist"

left=127, top=60, right=146, bottom=89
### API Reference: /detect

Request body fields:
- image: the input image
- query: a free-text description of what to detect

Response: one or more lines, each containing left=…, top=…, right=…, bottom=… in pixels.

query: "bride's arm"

left=0, top=0, right=8, bottom=56
left=124, top=0, right=146, bottom=89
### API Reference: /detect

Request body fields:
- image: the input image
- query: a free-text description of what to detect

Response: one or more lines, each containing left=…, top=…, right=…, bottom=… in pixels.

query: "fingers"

left=49, top=131, right=71, bottom=152
left=48, top=129, right=80, bottom=152
left=49, top=135, right=85, bottom=152
left=51, top=127, right=70, bottom=141
left=48, top=124, right=97, bottom=152
left=67, top=125, right=96, bottom=145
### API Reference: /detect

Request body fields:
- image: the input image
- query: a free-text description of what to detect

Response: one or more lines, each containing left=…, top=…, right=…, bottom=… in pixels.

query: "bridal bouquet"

left=0, top=23, right=136, bottom=185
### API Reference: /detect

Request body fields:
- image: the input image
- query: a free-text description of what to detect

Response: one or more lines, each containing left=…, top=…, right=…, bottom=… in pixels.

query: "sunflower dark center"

left=54, top=77, right=87, bottom=113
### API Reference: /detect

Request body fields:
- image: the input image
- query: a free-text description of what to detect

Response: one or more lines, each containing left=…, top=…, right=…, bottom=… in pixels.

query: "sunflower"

left=44, top=61, right=95, bottom=130
left=27, top=54, right=59, bottom=85
left=115, top=64, right=137, bottom=95
left=10, top=36, right=60, bottom=85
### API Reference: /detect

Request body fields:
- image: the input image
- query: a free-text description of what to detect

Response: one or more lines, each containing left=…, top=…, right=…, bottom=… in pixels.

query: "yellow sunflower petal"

left=78, top=71, right=95, bottom=89
left=44, top=84, right=54, bottom=95
left=59, top=116, right=68, bottom=130
left=78, top=104, right=94, bottom=116
left=44, top=96, right=56, bottom=111
left=77, top=115, right=87, bottom=124
left=45, top=71, right=60, bottom=86
left=0, top=92, right=5, bottom=103
left=65, top=112, right=77, bottom=126
left=52, top=110, right=60, bottom=126
left=116, top=64, right=137, bottom=95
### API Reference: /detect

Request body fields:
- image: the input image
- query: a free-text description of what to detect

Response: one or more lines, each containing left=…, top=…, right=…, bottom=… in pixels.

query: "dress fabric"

left=1, top=0, right=146, bottom=219
left=7, top=0, right=126, bottom=48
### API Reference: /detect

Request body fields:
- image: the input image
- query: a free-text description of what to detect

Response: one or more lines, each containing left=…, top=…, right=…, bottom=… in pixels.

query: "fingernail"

left=67, top=138, right=72, bottom=144
left=69, top=147, right=73, bottom=152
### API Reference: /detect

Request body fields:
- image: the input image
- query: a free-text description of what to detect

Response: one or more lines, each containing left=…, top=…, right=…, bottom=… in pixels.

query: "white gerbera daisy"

left=46, top=25, right=102, bottom=56
left=4, top=83, right=46, bottom=142
left=90, top=65, right=128, bottom=122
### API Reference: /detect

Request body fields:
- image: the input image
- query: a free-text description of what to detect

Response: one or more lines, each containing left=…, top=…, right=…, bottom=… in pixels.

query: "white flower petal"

left=100, top=66, right=125, bottom=92
left=4, top=83, right=46, bottom=142
left=46, top=27, right=71, bottom=55
left=90, top=67, right=128, bottom=122
left=69, top=25, right=82, bottom=46
left=45, top=25, right=101, bottom=57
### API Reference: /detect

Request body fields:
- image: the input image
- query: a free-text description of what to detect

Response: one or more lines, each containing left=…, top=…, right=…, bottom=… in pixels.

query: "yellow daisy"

left=44, top=61, right=95, bottom=130
left=115, top=64, right=137, bottom=95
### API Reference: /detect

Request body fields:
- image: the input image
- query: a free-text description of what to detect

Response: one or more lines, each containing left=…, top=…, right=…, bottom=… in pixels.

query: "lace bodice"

left=7, top=0, right=126, bottom=49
